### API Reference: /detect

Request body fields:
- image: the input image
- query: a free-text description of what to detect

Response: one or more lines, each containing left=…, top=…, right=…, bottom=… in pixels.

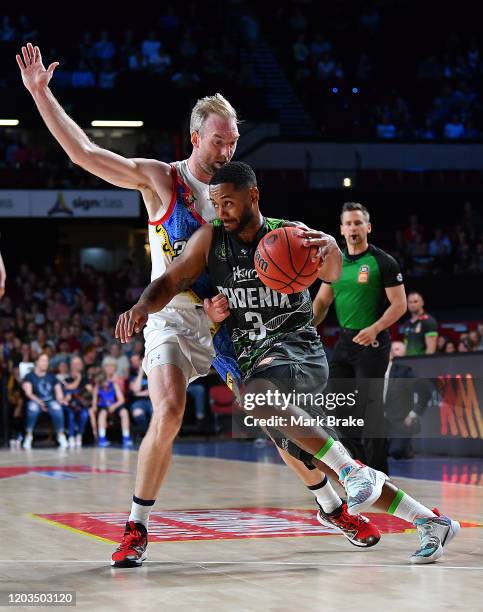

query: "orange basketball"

left=254, top=226, right=320, bottom=294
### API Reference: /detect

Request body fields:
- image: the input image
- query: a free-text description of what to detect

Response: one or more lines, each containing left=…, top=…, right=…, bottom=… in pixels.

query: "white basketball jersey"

left=148, top=159, right=215, bottom=309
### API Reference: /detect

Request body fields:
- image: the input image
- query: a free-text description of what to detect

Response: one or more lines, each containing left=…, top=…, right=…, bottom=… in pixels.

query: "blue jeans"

left=187, top=383, right=206, bottom=420
left=65, top=406, right=89, bottom=437
left=130, top=398, right=153, bottom=434
left=26, top=400, right=64, bottom=433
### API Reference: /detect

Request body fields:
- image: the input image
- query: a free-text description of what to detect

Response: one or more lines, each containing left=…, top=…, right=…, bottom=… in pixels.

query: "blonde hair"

left=190, top=93, right=239, bottom=133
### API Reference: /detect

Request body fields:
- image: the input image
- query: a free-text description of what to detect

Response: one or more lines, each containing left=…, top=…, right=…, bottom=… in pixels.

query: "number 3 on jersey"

left=245, top=311, right=267, bottom=340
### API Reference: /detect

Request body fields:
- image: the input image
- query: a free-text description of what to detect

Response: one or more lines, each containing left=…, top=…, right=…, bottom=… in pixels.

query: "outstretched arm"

left=16, top=43, right=171, bottom=216
left=0, top=249, right=5, bottom=299
left=116, top=224, right=214, bottom=342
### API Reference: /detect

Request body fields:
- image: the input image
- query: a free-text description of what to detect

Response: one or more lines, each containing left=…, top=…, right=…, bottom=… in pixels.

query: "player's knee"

left=150, top=400, right=184, bottom=439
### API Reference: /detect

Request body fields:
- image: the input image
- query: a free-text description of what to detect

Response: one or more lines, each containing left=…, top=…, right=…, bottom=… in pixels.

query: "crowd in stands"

left=0, top=261, right=209, bottom=449
left=391, top=202, right=483, bottom=276
left=1, top=6, right=250, bottom=91
left=1, top=240, right=481, bottom=449
left=257, top=1, right=483, bottom=139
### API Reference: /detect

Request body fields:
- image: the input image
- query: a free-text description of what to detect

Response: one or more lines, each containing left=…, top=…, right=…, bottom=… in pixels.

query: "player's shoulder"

left=134, top=158, right=172, bottom=182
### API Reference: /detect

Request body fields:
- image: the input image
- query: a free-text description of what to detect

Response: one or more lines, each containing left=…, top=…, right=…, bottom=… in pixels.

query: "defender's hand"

left=203, top=294, right=230, bottom=323
left=16, top=42, right=59, bottom=93
left=115, top=303, right=149, bottom=343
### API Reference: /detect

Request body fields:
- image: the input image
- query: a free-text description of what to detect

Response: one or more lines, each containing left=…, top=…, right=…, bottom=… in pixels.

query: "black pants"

left=329, top=328, right=391, bottom=473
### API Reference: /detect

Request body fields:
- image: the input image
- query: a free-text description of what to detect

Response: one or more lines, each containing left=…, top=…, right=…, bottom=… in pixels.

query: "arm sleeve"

left=423, top=316, right=439, bottom=336
left=376, top=250, right=404, bottom=288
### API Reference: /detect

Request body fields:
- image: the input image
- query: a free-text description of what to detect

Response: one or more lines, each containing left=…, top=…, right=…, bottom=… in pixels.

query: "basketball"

left=254, top=226, right=320, bottom=294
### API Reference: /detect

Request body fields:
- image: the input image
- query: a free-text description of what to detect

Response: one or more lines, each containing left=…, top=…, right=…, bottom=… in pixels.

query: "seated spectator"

left=141, top=31, right=161, bottom=63
left=316, top=53, right=335, bottom=80
left=444, top=114, right=465, bottom=139
left=444, top=340, right=457, bottom=353
left=98, top=61, right=118, bottom=89
left=376, top=115, right=397, bottom=139
left=179, top=30, right=198, bottom=59
left=128, top=354, right=152, bottom=435
left=0, top=16, right=16, bottom=42
left=22, top=353, right=68, bottom=449
left=62, top=356, right=92, bottom=448
left=463, top=121, right=479, bottom=139
left=128, top=50, right=147, bottom=71
left=93, top=357, right=131, bottom=447
left=94, top=30, right=116, bottom=62
left=293, top=33, right=309, bottom=63
left=468, top=330, right=482, bottom=350
left=147, top=46, right=172, bottom=74
left=428, top=228, right=452, bottom=256
left=108, top=342, right=130, bottom=381
left=187, top=382, right=207, bottom=423
left=7, top=365, right=24, bottom=449
left=310, top=34, right=332, bottom=59
left=72, top=60, right=96, bottom=88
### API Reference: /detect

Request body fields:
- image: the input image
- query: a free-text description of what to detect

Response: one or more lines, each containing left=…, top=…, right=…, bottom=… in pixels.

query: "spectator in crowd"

left=187, top=382, right=207, bottom=424
left=444, top=114, right=465, bottom=139
left=108, top=342, right=130, bottom=381
left=293, top=33, right=309, bottom=63
left=94, top=31, right=116, bottom=63
left=385, top=342, right=430, bottom=460
left=141, top=30, right=161, bottom=63
left=62, top=355, right=92, bottom=448
left=92, top=357, right=131, bottom=448
left=0, top=15, right=16, bottom=41
left=128, top=354, right=152, bottom=435
left=428, top=228, right=452, bottom=257
left=444, top=340, right=457, bottom=353
left=98, top=61, right=118, bottom=89
left=72, top=60, right=96, bottom=88
left=22, top=353, right=68, bottom=449
left=376, top=115, right=397, bottom=139
left=402, top=292, right=438, bottom=355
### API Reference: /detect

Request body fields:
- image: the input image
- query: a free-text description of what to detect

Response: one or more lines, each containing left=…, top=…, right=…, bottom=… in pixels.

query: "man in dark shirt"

left=22, top=353, right=67, bottom=449
left=313, top=202, right=407, bottom=472
left=402, top=292, right=438, bottom=356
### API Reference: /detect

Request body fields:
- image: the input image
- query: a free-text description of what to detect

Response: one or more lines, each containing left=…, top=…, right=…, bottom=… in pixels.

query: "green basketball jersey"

left=207, top=218, right=321, bottom=376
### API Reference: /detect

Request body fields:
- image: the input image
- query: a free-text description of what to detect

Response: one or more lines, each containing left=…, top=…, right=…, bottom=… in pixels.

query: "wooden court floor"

left=0, top=445, right=482, bottom=612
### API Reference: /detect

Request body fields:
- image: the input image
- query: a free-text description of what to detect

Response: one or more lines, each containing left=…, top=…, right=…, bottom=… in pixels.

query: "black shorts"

left=243, top=359, right=339, bottom=469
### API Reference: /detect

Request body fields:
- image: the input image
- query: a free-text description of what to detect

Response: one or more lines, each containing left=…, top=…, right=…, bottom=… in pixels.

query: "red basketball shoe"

left=316, top=501, right=381, bottom=547
left=111, top=521, right=148, bottom=567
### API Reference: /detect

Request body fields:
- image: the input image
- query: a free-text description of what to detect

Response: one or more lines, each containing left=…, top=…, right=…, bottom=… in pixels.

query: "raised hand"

left=16, top=42, right=59, bottom=94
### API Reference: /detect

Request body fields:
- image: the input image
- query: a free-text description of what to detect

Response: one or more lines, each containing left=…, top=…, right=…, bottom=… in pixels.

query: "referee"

left=313, top=202, right=407, bottom=473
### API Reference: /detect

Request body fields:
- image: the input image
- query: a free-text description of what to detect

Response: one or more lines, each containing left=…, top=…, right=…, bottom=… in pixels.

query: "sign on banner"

left=0, top=190, right=139, bottom=218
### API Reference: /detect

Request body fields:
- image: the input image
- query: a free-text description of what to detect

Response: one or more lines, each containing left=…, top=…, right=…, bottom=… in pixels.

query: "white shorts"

left=142, top=307, right=215, bottom=383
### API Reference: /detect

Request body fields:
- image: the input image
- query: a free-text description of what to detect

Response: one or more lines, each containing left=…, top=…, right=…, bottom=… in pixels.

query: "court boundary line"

left=0, top=560, right=480, bottom=570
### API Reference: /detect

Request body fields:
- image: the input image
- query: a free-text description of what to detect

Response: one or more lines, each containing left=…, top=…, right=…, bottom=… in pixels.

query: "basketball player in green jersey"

left=116, top=162, right=460, bottom=564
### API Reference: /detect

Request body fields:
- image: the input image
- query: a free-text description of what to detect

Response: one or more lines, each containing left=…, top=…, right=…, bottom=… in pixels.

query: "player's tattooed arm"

left=115, top=225, right=214, bottom=342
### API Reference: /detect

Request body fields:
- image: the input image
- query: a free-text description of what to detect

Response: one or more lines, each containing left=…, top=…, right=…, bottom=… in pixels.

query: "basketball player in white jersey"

left=17, top=42, right=379, bottom=566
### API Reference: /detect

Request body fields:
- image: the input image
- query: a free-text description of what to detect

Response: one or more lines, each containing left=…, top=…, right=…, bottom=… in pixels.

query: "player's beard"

left=226, top=208, right=255, bottom=234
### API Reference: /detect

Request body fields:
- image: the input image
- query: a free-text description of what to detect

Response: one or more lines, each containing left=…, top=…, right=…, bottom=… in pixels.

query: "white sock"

left=129, top=496, right=155, bottom=528
left=57, top=432, right=66, bottom=440
left=314, top=438, right=359, bottom=480
left=388, top=490, right=436, bottom=523
left=122, top=429, right=130, bottom=438
left=25, top=433, right=33, bottom=440
left=99, top=428, right=106, bottom=438
left=308, top=476, right=342, bottom=514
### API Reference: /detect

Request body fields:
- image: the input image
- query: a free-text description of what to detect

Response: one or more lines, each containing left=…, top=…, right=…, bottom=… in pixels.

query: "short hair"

left=210, top=161, right=257, bottom=190
left=190, top=93, right=239, bottom=133
left=102, top=356, right=117, bottom=368
left=341, top=201, right=370, bottom=222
